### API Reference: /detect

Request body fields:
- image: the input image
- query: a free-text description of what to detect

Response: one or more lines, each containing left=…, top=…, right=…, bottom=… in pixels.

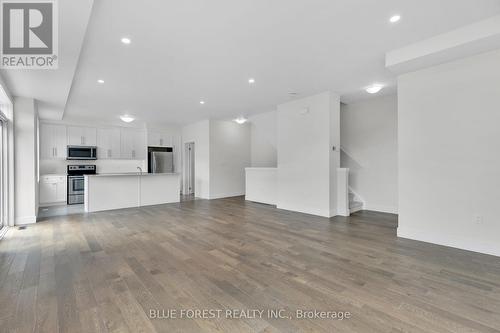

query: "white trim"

left=39, top=201, right=66, bottom=207
left=276, top=204, right=332, bottom=218
left=336, top=168, right=349, bottom=217
left=349, top=204, right=363, bottom=214
left=0, top=85, right=13, bottom=227
left=364, top=204, right=398, bottom=214
left=209, top=192, right=245, bottom=200
left=386, top=15, right=500, bottom=74
left=398, top=225, right=500, bottom=258
left=15, top=216, right=37, bottom=225
left=348, top=186, right=365, bottom=205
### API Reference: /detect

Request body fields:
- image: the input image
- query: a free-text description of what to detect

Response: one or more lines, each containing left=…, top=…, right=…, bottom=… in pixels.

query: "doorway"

left=184, top=142, right=195, bottom=195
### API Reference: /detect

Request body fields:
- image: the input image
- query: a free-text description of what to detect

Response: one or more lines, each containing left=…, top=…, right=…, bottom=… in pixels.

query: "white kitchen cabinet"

left=55, top=180, right=67, bottom=202
left=120, top=128, right=146, bottom=160
left=40, top=124, right=67, bottom=159
left=39, top=175, right=67, bottom=205
left=147, top=131, right=172, bottom=147
left=67, top=126, right=97, bottom=146
left=97, top=128, right=121, bottom=159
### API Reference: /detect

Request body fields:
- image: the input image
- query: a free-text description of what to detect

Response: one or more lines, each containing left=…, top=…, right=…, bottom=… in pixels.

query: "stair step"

left=349, top=201, right=363, bottom=209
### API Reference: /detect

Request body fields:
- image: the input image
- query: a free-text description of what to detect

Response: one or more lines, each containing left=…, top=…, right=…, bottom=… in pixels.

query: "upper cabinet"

left=121, top=128, right=146, bottom=160
left=67, top=126, right=97, bottom=146
left=40, top=124, right=67, bottom=160
left=40, top=124, right=170, bottom=161
left=148, top=131, right=172, bottom=147
left=97, top=128, right=121, bottom=159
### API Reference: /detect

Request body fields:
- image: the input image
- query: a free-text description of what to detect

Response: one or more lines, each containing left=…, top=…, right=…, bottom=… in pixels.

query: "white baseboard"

left=245, top=196, right=277, bottom=206
left=398, top=226, right=500, bottom=258
left=336, top=206, right=349, bottom=217
left=39, top=201, right=66, bottom=207
left=276, top=203, right=332, bottom=218
left=364, top=203, right=398, bottom=214
left=15, top=216, right=37, bottom=225
left=349, top=205, right=363, bottom=214
left=209, top=192, right=245, bottom=200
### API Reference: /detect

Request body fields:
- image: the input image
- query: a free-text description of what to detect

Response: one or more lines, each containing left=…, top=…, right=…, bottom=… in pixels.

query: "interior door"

left=185, top=142, right=195, bottom=195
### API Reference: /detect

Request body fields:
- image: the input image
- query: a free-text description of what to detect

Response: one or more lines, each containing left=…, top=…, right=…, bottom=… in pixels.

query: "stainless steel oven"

left=67, top=165, right=96, bottom=205
left=67, top=176, right=85, bottom=204
left=67, top=146, right=97, bottom=160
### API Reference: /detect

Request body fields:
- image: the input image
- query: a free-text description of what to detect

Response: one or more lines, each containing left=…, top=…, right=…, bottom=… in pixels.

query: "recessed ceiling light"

left=366, top=84, right=384, bottom=94
left=199, top=100, right=205, bottom=105
left=97, top=79, right=104, bottom=84
left=120, top=115, right=135, bottom=123
left=234, top=117, right=248, bottom=125
left=389, top=15, right=401, bottom=23
left=121, top=37, right=131, bottom=44
left=248, top=78, right=255, bottom=84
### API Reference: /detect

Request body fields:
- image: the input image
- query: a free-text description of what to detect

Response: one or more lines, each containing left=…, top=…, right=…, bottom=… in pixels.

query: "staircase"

left=348, top=190, right=363, bottom=214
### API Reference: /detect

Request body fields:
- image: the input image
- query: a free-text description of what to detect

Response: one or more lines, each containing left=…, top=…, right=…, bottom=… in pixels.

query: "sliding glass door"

left=0, top=85, right=12, bottom=230
left=0, top=120, right=3, bottom=229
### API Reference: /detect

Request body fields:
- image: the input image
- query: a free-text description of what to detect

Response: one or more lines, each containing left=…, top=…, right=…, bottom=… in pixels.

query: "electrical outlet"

left=475, top=215, right=483, bottom=224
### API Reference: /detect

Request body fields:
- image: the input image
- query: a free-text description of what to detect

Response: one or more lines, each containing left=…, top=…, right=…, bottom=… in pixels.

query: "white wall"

left=398, top=48, right=500, bottom=257
left=181, top=119, right=251, bottom=200
left=340, top=95, right=398, bottom=213
left=182, top=120, right=210, bottom=199
left=14, top=97, right=38, bottom=224
left=209, top=120, right=250, bottom=199
left=277, top=91, right=340, bottom=217
left=248, top=111, right=277, bottom=167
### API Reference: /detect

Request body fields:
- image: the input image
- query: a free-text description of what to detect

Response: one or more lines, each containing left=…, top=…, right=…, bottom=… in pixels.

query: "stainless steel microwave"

left=67, top=146, right=97, bottom=160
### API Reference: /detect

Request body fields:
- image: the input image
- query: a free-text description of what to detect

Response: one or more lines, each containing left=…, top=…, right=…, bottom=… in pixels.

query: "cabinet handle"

left=132, top=150, right=135, bottom=158
left=160, top=138, right=163, bottom=146
left=108, top=149, right=111, bottom=158
left=52, top=147, right=55, bottom=156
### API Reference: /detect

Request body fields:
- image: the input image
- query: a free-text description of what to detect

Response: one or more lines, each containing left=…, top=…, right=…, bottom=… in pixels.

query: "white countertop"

left=86, top=172, right=180, bottom=177
left=41, top=173, right=66, bottom=177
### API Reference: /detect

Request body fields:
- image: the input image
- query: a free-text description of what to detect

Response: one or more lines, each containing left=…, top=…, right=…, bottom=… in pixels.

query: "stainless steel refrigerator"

left=148, top=147, right=174, bottom=173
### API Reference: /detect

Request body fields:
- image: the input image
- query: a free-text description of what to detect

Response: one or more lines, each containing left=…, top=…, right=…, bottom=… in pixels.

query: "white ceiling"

left=5, top=0, right=500, bottom=126
left=0, top=0, right=94, bottom=120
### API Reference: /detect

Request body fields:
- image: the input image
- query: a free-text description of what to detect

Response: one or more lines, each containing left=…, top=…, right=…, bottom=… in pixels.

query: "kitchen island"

left=84, top=173, right=181, bottom=213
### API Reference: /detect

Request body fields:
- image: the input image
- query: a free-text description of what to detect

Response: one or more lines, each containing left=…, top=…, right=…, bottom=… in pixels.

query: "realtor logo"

left=0, top=0, right=58, bottom=69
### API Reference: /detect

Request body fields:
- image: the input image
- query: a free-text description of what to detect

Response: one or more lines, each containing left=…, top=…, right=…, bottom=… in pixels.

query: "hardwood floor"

left=1, top=196, right=499, bottom=332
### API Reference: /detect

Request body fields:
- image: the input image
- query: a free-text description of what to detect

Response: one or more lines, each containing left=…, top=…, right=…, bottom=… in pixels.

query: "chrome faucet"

left=137, top=166, right=143, bottom=175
